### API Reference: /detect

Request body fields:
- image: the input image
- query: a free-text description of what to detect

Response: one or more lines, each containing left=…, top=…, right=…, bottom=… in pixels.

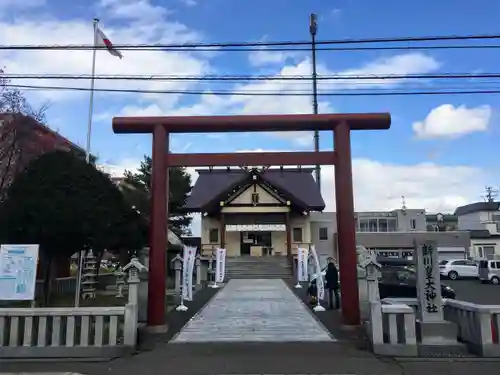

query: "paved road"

left=171, top=278, right=334, bottom=342
left=444, top=278, right=500, bottom=304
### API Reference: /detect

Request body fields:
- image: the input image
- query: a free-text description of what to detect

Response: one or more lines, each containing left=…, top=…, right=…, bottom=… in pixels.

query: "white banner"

left=297, top=247, right=309, bottom=282
left=0, top=244, right=39, bottom=301
left=310, top=245, right=325, bottom=300
left=181, top=246, right=196, bottom=301
left=215, top=248, right=226, bottom=283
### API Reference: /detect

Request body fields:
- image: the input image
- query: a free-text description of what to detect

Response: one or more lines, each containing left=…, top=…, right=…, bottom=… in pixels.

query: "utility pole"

left=484, top=186, right=499, bottom=202
left=310, top=13, right=321, bottom=189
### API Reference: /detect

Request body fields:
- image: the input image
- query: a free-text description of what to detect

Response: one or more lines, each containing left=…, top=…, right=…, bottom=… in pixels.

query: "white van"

left=478, top=260, right=500, bottom=285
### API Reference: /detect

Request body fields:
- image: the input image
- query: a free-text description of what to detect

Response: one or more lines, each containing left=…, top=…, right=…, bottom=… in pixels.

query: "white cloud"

left=98, top=158, right=142, bottom=176
left=0, top=0, right=212, bottom=108
left=115, top=52, right=440, bottom=148
left=99, top=0, right=171, bottom=22
left=180, top=0, right=198, bottom=6
left=339, top=53, right=440, bottom=83
left=227, top=53, right=440, bottom=144
left=319, top=159, right=488, bottom=214
left=222, top=148, right=489, bottom=214
left=413, top=104, right=491, bottom=139
left=331, top=8, right=342, bottom=17
left=148, top=53, right=440, bottom=146
left=248, top=49, right=301, bottom=67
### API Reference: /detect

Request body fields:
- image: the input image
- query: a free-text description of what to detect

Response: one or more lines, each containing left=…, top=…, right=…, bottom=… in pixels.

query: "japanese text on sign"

left=0, top=244, right=39, bottom=301
left=422, top=244, right=438, bottom=314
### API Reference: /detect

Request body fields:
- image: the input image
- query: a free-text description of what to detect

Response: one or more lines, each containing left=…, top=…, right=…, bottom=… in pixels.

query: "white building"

left=311, top=208, right=470, bottom=262
left=455, top=202, right=500, bottom=260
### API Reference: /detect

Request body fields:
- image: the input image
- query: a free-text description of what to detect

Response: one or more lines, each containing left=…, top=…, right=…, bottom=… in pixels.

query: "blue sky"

left=1, top=0, right=499, bottom=217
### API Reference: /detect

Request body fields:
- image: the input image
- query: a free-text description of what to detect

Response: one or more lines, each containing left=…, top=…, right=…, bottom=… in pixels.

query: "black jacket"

left=325, top=263, right=339, bottom=289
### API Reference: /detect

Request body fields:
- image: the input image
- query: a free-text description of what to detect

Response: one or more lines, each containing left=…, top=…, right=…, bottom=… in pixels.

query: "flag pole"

left=75, top=18, right=99, bottom=308
left=85, top=18, right=99, bottom=164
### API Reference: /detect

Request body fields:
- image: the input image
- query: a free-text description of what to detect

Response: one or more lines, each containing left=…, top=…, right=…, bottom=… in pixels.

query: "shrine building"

left=186, top=167, right=325, bottom=257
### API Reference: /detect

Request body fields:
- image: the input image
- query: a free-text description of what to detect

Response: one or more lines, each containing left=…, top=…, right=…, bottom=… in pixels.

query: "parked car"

left=308, top=264, right=455, bottom=300
left=379, top=266, right=455, bottom=299
left=377, top=257, right=414, bottom=268
left=478, top=260, right=500, bottom=285
left=439, top=259, right=478, bottom=280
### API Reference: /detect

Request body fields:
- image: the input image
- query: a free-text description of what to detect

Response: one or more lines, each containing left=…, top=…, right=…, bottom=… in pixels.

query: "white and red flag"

left=96, top=26, right=123, bottom=59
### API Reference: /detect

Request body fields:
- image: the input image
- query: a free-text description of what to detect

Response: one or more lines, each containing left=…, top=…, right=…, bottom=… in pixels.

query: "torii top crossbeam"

left=112, top=113, right=391, bottom=134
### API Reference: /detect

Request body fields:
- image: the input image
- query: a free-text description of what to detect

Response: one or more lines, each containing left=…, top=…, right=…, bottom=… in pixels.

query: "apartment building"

left=455, top=202, right=500, bottom=260
left=311, top=208, right=469, bottom=262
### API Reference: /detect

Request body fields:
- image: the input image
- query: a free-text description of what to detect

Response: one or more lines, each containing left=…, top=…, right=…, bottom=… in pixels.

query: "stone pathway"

left=170, top=279, right=335, bottom=343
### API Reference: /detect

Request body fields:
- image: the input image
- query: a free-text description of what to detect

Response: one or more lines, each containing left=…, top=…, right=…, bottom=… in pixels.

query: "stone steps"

left=226, top=275, right=293, bottom=280
left=225, top=257, right=293, bottom=280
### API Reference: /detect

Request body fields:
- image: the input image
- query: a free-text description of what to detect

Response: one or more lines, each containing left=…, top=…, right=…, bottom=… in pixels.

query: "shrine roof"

left=186, top=167, right=325, bottom=212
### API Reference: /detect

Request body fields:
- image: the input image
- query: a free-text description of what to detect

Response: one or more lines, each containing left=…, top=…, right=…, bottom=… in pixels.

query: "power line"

left=2, top=33, right=500, bottom=50
left=4, top=44, right=500, bottom=52
left=3, top=44, right=500, bottom=52
left=5, top=83, right=500, bottom=97
left=3, top=73, right=500, bottom=81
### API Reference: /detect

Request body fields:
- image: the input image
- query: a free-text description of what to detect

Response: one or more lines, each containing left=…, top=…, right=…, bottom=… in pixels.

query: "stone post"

left=114, top=266, right=126, bottom=298
left=123, top=257, right=147, bottom=346
left=365, top=261, right=381, bottom=303
left=359, top=258, right=383, bottom=347
left=172, top=254, right=183, bottom=301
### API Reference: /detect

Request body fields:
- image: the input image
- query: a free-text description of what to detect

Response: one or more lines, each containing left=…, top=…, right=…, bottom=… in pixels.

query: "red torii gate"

left=112, top=113, right=391, bottom=328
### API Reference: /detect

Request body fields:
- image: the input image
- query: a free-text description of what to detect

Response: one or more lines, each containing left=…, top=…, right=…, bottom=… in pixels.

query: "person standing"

left=325, top=258, right=340, bottom=309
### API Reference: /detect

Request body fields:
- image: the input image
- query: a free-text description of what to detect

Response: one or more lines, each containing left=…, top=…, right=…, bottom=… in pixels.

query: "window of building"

left=476, top=245, right=495, bottom=259
left=319, top=227, right=328, bottom=241
left=378, top=219, right=388, bottom=232
left=209, top=228, right=219, bottom=243
left=292, top=227, right=303, bottom=242
left=410, top=219, right=416, bottom=230
left=369, top=219, right=378, bottom=232
left=359, top=219, right=369, bottom=232
left=358, top=218, right=398, bottom=232
left=387, top=219, right=397, bottom=232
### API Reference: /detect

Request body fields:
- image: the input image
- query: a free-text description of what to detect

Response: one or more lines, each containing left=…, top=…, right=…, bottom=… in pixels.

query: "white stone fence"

left=0, top=258, right=144, bottom=360
left=443, top=299, right=500, bottom=357
left=359, top=269, right=500, bottom=357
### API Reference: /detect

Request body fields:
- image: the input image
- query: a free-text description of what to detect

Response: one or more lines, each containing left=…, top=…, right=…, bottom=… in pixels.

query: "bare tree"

left=0, top=69, right=51, bottom=200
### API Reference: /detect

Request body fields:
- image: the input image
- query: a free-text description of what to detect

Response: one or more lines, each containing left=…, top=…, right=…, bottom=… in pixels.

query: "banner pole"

left=176, top=293, right=187, bottom=311
left=176, top=246, right=189, bottom=312
left=210, top=248, right=223, bottom=289
left=311, top=245, right=326, bottom=312
left=295, top=248, right=303, bottom=288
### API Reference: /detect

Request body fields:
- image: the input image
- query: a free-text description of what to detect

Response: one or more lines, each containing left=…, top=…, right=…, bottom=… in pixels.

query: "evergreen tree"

left=123, top=156, right=193, bottom=236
